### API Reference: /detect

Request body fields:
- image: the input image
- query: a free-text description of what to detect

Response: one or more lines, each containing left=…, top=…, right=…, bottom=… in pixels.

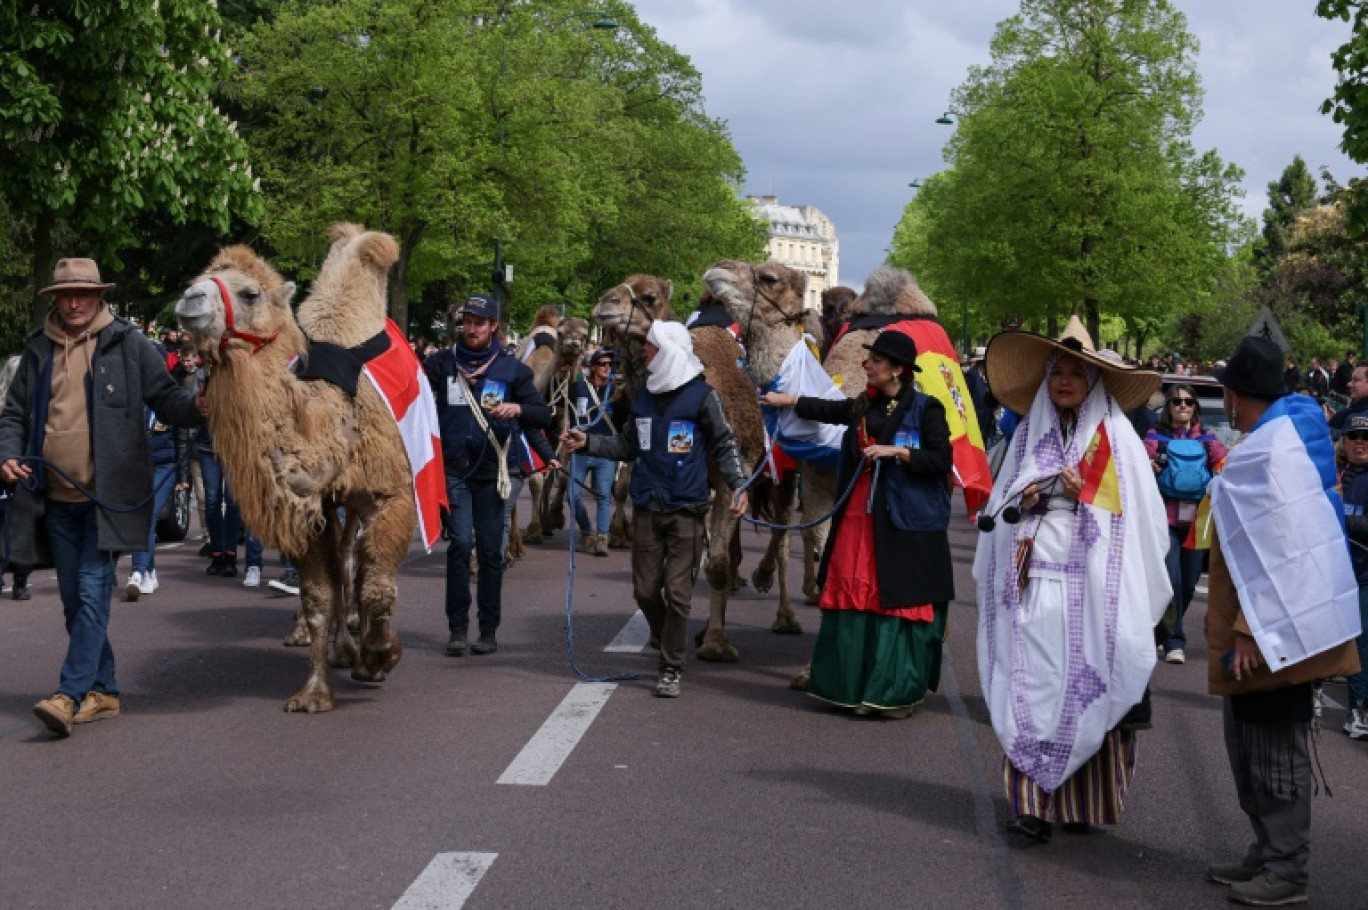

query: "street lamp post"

left=933, top=109, right=967, bottom=354
left=489, top=10, right=617, bottom=325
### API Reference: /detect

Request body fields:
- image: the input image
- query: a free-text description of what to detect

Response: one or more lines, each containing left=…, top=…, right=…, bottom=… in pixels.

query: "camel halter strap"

left=211, top=275, right=279, bottom=355
left=740, top=264, right=804, bottom=346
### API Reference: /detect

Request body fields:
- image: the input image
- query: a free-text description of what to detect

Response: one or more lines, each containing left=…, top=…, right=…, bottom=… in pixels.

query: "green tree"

left=0, top=0, right=263, bottom=324
left=888, top=0, right=1245, bottom=347
left=1253, top=155, right=1319, bottom=273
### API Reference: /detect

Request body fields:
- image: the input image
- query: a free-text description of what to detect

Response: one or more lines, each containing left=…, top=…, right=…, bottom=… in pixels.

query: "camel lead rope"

left=454, top=371, right=513, bottom=500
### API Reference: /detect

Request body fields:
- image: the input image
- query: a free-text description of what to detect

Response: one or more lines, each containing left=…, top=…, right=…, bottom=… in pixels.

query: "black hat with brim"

left=863, top=330, right=922, bottom=372
left=1213, top=336, right=1288, bottom=400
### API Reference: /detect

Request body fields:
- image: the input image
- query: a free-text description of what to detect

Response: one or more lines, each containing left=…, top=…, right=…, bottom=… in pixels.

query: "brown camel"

left=175, top=224, right=417, bottom=713
left=516, top=311, right=588, bottom=545
left=593, top=275, right=800, bottom=662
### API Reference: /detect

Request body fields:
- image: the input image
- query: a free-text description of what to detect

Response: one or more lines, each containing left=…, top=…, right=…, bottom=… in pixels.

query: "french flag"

left=363, top=319, right=448, bottom=551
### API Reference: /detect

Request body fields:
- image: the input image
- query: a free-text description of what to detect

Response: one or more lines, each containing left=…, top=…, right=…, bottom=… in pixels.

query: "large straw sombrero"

left=984, top=315, right=1160, bottom=415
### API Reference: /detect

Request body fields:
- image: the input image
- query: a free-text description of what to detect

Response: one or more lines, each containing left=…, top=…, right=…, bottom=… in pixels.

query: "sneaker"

left=1227, top=870, right=1307, bottom=906
left=206, top=554, right=225, bottom=576
left=125, top=571, right=143, bottom=602
left=1164, top=648, right=1186, bottom=664
left=138, top=569, right=158, bottom=596
left=33, top=693, right=75, bottom=737
left=654, top=666, right=682, bottom=698
left=1206, top=859, right=1262, bottom=886
left=471, top=634, right=498, bottom=655
left=1344, top=707, right=1368, bottom=740
left=218, top=556, right=237, bottom=578
left=243, top=566, right=262, bottom=588
left=269, top=569, right=300, bottom=596
left=445, top=635, right=467, bottom=656
left=74, top=692, right=121, bottom=724
left=11, top=581, right=29, bottom=601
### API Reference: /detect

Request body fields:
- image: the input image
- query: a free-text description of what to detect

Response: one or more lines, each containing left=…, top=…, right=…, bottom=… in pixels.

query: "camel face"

left=558, top=317, right=589, bottom=365
left=593, top=275, right=673, bottom=344
left=703, top=260, right=806, bottom=340
left=177, top=266, right=297, bottom=358
left=176, top=278, right=228, bottom=345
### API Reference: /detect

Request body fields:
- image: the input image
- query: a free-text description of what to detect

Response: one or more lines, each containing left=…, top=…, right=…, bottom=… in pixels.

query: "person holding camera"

left=1143, top=383, right=1227, bottom=664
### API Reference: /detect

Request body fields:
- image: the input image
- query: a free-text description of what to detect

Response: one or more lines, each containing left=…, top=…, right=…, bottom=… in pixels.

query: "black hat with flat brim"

left=863, top=329, right=922, bottom=372
left=1213, top=336, right=1288, bottom=400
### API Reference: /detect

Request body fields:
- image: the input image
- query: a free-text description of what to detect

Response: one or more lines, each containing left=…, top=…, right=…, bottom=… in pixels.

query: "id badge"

left=667, top=420, right=696, bottom=454
left=894, top=429, right=920, bottom=450
left=636, top=418, right=652, bottom=450
left=480, top=380, right=507, bottom=410
left=447, top=377, right=468, bottom=407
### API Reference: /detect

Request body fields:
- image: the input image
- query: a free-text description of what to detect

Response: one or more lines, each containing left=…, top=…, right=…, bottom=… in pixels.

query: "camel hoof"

left=327, top=653, right=355, bottom=669
left=284, top=691, right=333, bottom=713
left=771, top=617, right=803, bottom=635
left=730, top=576, right=748, bottom=594
left=789, top=666, right=811, bottom=691
left=608, top=536, right=630, bottom=550
left=751, top=567, right=775, bottom=594
left=283, top=628, right=311, bottom=647
left=803, top=592, right=820, bottom=606
left=524, top=531, right=544, bottom=545
left=351, top=668, right=387, bottom=684
left=696, top=640, right=740, bottom=663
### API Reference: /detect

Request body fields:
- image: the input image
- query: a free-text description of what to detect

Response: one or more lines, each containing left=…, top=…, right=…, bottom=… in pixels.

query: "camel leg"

left=283, top=542, right=336, bottom=713
left=752, top=528, right=782, bottom=594
left=507, top=502, right=526, bottom=561
left=544, top=468, right=567, bottom=533
left=342, top=513, right=361, bottom=633
left=283, top=604, right=311, bottom=646
left=728, top=530, right=746, bottom=592
left=523, top=474, right=545, bottom=544
left=608, top=463, right=632, bottom=548
left=352, top=496, right=412, bottom=683
left=750, top=471, right=795, bottom=594
left=800, top=463, right=836, bottom=605
left=695, top=493, right=740, bottom=663
left=769, top=475, right=801, bottom=635
left=327, top=515, right=360, bottom=669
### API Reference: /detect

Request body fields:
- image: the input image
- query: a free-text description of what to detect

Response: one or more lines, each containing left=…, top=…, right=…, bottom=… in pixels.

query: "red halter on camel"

left=210, top=275, right=279, bottom=354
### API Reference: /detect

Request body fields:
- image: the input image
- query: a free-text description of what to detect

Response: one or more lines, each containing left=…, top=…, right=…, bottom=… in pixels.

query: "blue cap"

left=459, top=294, right=499, bottom=321
left=589, top=347, right=615, bottom=365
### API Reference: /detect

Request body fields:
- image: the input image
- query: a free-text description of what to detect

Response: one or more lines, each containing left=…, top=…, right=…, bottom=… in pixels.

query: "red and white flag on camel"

left=363, top=319, right=448, bottom=551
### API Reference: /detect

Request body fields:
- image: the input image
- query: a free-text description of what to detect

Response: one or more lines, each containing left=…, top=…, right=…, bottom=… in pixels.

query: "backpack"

left=1156, top=437, right=1212, bottom=501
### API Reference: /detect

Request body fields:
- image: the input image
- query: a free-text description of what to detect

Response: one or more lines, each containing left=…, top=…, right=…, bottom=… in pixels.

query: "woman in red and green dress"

left=762, top=330, right=954, bottom=717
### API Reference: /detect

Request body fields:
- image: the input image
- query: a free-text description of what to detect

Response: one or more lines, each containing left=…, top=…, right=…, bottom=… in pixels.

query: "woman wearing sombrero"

left=974, top=316, right=1171, bottom=843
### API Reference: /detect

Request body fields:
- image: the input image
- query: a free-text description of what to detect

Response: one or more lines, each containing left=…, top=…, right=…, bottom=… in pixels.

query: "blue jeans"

left=130, top=459, right=176, bottom=574
left=244, top=534, right=264, bottom=569
left=571, top=454, right=614, bottom=535
left=445, top=475, right=507, bottom=637
left=1164, top=524, right=1205, bottom=651
left=199, top=451, right=241, bottom=557
left=1349, top=586, right=1368, bottom=709
left=46, top=501, right=118, bottom=701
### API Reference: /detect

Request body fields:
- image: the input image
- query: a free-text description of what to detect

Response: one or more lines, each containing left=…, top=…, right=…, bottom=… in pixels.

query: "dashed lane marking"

left=498, top=682, right=616, bottom=786
left=392, top=852, right=497, bottom=909
left=605, top=609, right=650, bottom=652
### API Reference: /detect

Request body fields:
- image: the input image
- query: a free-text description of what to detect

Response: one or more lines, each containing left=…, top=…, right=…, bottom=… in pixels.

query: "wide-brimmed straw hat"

left=39, top=258, right=114, bottom=296
left=984, top=315, right=1160, bottom=415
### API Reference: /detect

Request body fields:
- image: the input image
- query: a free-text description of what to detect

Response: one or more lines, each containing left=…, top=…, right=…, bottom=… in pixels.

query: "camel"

left=593, top=275, right=800, bottom=662
left=703, top=260, right=838, bottom=606
left=175, top=224, right=417, bottom=713
left=515, top=309, right=588, bottom=545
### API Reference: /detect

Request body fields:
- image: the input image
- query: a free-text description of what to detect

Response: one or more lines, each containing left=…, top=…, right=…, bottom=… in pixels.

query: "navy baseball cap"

left=1346, top=414, right=1368, bottom=434
left=459, top=294, right=499, bottom=321
left=590, top=347, right=615, bottom=365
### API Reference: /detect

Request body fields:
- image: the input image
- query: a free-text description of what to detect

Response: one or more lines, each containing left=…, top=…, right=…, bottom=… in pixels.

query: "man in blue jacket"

left=0, top=258, right=203, bottom=736
left=426, top=294, right=553, bottom=656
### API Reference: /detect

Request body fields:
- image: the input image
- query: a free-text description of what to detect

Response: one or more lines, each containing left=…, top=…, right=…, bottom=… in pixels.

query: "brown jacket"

left=1205, top=536, right=1359, bottom=696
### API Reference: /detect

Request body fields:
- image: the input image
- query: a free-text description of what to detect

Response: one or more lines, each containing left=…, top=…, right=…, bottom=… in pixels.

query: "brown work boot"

left=593, top=534, right=609, bottom=557
left=577, top=532, right=596, bottom=554
left=1227, top=870, right=1307, bottom=906
left=74, top=691, right=121, bottom=725
left=33, top=694, right=75, bottom=737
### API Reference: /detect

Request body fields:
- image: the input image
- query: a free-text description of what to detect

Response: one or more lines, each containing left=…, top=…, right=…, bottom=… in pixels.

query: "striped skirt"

left=1002, top=729, right=1138, bottom=825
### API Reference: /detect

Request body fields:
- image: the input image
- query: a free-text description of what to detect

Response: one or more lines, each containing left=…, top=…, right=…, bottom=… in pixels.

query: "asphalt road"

left=0, top=498, right=1365, bottom=910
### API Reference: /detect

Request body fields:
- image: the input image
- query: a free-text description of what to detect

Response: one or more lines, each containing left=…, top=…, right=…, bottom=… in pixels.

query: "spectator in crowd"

left=0, top=354, right=31, bottom=600
left=961, top=347, right=995, bottom=446
left=1332, top=350, right=1356, bottom=397
left=1329, top=361, right=1368, bottom=434
left=1283, top=356, right=1301, bottom=396
left=1306, top=358, right=1330, bottom=400
left=563, top=321, right=749, bottom=698
left=426, top=293, right=552, bottom=657
left=123, top=395, right=192, bottom=601
left=1144, top=383, right=1227, bottom=664
left=1336, top=413, right=1368, bottom=741
left=762, top=330, right=953, bottom=718
left=0, top=258, right=202, bottom=736
left=196, top=368, right=241, bottom=578
left=975, top=317, right=1170, bottom=844
left=1203, top=335, right=1360, bottom=906
left=568, top=348, right=618, bottom=556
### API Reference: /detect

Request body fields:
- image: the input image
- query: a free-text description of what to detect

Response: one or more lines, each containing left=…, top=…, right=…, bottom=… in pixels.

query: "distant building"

left=748, top=195, right=839, bottom=311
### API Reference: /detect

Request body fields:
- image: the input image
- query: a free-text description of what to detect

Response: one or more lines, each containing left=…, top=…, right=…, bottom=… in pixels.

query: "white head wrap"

left=646, top=321, right=703, bottom=394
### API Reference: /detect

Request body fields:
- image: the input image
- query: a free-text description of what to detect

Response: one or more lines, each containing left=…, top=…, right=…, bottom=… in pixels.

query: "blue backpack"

left=1157, top=437, right=1212, bottom=501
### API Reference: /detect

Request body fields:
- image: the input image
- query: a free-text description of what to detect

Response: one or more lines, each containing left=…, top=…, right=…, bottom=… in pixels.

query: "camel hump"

left=854, top=265, right=937, bottom=317
left=326, top=222, right=399, bottom=273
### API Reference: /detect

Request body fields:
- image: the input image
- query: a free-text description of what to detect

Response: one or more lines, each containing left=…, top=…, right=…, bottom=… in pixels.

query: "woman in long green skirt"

left=762, top=330, right=955, bottom=718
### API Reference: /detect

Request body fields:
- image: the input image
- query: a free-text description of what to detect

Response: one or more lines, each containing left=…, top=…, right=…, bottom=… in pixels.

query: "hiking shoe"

left=471, top=634, right=498, bottom=655
left=1344, top=707, right=1368, bottom=740
left=1005, top=814, right=1052, bottom=844
left=1227, top=870, right=1307, bottom=906
left=138, top=569, right=158, bottom=596
left=593, top=535, right=609, bottom=557
left=1206, top=859, right=1262, bottom=886
left=446, top=635, right=468, bottom=656
left=74, top=692, right=121, bottom=725
left=654, top=667, right=682, bottom=698
left=243, top=566, right=262, bottom=588
left=33, top=694, right=75, bottom=737
left=125, top=571, right=143, bottom=602
left=1164, top=648, right=1186, bottom=664
left=269, top=569, right=300, bottom=596
left=206, top=554, right=225, bottom=576
left=576, top=532, right=595, bottom=554
left=11, top=580, right=30, bottom=601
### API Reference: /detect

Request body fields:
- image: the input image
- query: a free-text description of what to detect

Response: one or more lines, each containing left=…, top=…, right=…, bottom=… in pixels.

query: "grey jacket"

left=0, top=316, right=203, bottom=564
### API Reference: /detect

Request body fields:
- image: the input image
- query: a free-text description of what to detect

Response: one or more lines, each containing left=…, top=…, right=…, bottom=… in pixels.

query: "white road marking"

left=1195, top=585, right=1208, bottom=595
left=1319, top=691, right=1345, bottom=711
left=392, top=852, right=497, bottom=910
left=158, top=542, right=184, bottom=550
left=605, top=609, right=650, bottom=652
left=498, top=682, right=616, bottom=786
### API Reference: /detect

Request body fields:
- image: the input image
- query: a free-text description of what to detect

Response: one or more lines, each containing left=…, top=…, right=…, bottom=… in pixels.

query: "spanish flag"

left=1183, top=492, right=1213, bottom=550
left=1077, top=424, right=1122, bottom=515
left=885, top=318, right=993, bottom=514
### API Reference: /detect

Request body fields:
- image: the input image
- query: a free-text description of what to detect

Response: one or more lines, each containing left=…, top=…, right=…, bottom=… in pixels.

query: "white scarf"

left=646, top=321, right=703, bottom=394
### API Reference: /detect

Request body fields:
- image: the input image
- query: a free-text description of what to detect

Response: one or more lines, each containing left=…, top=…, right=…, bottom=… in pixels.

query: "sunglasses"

left=593, top=361, right=612, bottom=368
left=1169, top=397, right=1196, bottom=406
left=1345, top=432, right=1368, bottom=442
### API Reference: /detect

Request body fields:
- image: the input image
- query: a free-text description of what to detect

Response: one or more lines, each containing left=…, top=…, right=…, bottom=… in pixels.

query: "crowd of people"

left=3, top=256, right=1365, bottom=907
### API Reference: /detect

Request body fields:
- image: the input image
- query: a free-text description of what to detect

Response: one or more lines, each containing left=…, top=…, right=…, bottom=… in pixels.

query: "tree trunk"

left=389, top=223, right=427, bottom=337
left=30, top=209, right=55, bottom=329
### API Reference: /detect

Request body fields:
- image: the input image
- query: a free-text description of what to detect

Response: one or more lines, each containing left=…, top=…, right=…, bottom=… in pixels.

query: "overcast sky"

left=629, top=0, right=1361, bottom=290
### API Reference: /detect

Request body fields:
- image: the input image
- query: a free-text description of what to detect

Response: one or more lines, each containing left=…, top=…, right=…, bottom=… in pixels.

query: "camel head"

left=557, top=317, right=589, bottom=368
left=178, top=245, right=299, bottom=362
left=296, top=222, right=400, bottom=348
left=593, top=274, right=674, bottom=347
left=702, top=259, right=808, bottom=344
left=822, top=286, right=858, bottom=320
left=848, top=266, right=937, bottom=318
